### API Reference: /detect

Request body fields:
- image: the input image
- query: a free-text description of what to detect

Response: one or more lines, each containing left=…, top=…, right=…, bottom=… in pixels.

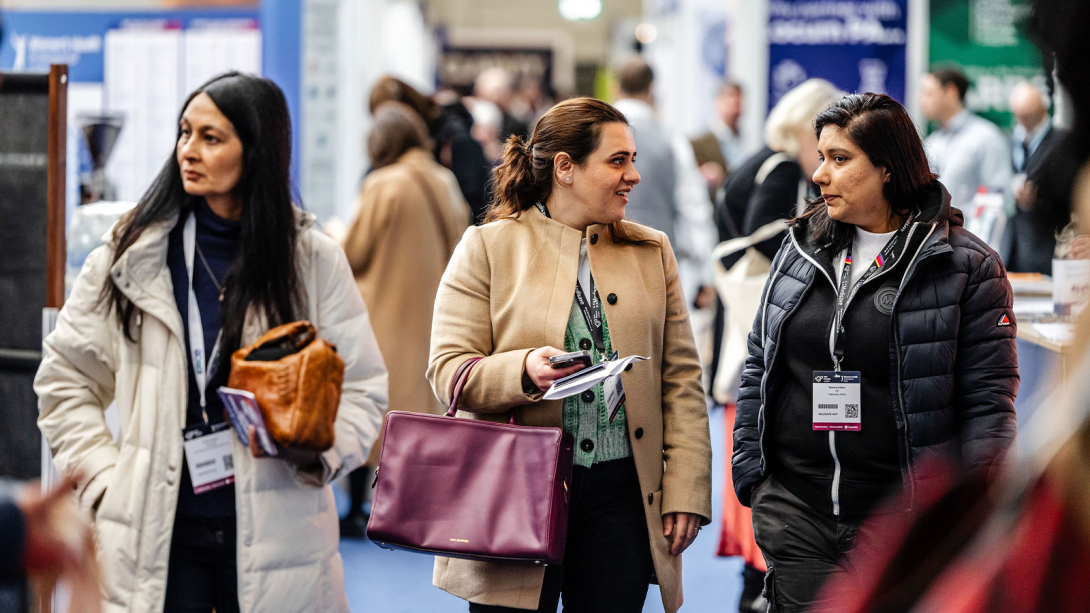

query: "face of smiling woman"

left=548, top=122, right=641, bottom=230
left=812, top=124, right=898, bottom=233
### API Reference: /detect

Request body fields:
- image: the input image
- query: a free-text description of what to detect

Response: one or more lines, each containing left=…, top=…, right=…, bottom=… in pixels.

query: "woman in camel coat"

left=343, top=102, right=469, bottom=472
left=427, top=97, right=712, bottom=612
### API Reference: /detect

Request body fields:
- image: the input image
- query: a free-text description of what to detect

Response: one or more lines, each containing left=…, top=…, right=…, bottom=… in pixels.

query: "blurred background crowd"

left=3, top=0, right=1090, bottom=611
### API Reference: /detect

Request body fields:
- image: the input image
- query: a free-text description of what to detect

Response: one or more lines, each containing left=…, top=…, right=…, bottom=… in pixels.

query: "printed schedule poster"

left=766, top=0, right=908, bottom=111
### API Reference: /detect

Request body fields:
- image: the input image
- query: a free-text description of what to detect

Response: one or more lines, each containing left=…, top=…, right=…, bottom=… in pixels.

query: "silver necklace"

left=194, top=242, right=226, bottom=303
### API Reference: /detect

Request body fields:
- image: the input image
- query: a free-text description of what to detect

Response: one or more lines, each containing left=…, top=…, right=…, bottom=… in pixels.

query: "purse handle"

left=445, top=357, right=516, bottom=425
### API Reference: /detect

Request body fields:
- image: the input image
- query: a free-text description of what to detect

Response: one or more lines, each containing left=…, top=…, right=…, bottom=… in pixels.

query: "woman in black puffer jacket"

left=732, top=93, right=1018, bottom=613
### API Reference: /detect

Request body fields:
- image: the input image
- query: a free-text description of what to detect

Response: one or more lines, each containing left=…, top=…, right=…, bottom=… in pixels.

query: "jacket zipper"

left=889, top=222, right=939, bottom=511
left=757, top=246, right=792, bottom=473
left=790, top=224, right=920, bottom=515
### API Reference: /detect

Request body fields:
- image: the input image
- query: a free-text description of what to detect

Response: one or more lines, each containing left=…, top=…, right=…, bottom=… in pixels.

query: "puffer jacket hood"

left=732, top=181, right=1018, bottom=509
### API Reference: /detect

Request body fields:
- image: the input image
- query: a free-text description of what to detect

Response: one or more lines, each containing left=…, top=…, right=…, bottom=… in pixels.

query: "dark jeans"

left=750, top=473, right=876, bottom=613
left=469, top=458, right=655, bottom=613
left=164, top=516, right=240, bottom=613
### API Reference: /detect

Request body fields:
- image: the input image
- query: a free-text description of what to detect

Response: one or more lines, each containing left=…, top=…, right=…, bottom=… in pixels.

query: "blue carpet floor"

left=338, top=407, right=743, bottom=612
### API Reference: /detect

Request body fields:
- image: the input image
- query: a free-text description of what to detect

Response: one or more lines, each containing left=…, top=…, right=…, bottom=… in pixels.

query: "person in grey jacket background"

left=732, top=94, right=1017, bottom=613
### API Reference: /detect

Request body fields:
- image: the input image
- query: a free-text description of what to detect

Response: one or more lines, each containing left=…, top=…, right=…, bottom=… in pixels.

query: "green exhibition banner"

left=929, top=0, right=1044, bottom=130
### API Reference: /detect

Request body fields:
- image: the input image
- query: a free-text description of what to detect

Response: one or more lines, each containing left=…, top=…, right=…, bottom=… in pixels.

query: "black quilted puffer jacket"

left=732, top=185, right=1018, bottom=508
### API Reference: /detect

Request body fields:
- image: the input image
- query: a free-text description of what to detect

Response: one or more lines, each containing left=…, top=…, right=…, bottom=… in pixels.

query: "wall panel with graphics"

left=0, top=67, right=66, bottom=479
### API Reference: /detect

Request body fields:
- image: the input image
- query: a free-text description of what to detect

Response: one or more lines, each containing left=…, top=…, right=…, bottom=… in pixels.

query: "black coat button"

left=647, top=493, right=654, bottom=505
left=624, top=363, right=632, bottom=372
left=590, top=233, right=598, bottom=245
left=579, top=338, right=592, bottom=351
left=581, top=390, right=595, bottom=403
left=607, top=293, right=618, bottom=305
left=580, top=439, right=594, bottom=453
left=634, top=428, right=643, bottom=439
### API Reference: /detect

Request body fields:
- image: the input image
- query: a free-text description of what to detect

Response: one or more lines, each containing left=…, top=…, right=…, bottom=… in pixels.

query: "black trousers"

left=469, top=458, right=655, bottom=613
left=163, top=516, right=241, bottom=613
left=750, top=474, right=876, bottom=613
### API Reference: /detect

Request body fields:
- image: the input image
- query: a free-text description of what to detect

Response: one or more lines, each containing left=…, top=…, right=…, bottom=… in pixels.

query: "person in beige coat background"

left=427, top=97, right=713, bottom=612
left=34, top=73, right=388, bottom=613
left=339, top=101, right=469, bottom=534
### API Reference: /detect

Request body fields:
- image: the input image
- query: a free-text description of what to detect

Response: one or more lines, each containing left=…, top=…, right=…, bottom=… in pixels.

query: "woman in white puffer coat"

left=34, top=72, right=388, bottom=613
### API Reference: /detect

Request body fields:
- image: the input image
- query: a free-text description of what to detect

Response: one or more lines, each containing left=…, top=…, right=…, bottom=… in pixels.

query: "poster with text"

left=929, top=0, right=1044, bottom=131
left=767, top=0, right=908, bottom=111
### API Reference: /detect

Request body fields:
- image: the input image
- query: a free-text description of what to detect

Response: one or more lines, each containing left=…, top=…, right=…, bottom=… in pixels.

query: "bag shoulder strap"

left=754, top=152, right=792, bottom=186
left=711, top=218, right=789, bottom=265
left=445, top=357, right=516, bottom=425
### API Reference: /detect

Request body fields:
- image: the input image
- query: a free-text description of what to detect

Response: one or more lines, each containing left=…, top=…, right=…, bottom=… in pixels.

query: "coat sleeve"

left=657, top=233, right=714, bottom=525
left=34, top=246, right=120, bottom=514
left=295, top=233, right=389, bottom=486
left=732, top=242, right=786, bottom=507
left=954, top=249, right=1018, bottom=476
left=427, top=226, right=543, bottom=413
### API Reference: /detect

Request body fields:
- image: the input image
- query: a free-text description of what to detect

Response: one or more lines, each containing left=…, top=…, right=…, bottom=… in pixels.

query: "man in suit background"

left=1001, top=81, right=1079, bottom=274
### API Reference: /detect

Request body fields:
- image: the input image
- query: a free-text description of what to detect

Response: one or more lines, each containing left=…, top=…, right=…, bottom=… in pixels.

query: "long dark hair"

left=794, top=93, right=938, bottom=251
left=100, top=72, right=303, bottom=374
left=486, top=97, right=652, bottom=243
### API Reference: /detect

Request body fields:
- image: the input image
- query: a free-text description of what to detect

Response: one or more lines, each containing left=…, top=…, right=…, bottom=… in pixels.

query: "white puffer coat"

left=35, top=209, right=388, bottom=613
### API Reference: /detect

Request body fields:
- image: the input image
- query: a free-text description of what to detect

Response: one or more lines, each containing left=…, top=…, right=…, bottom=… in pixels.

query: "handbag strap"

left=445, top=357, right=516, bottom=425
left=711, top=218, right=788, bottom=274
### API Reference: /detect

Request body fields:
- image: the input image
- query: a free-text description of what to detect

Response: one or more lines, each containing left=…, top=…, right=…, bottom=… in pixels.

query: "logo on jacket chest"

left=873, top=287, right=898, bottom=315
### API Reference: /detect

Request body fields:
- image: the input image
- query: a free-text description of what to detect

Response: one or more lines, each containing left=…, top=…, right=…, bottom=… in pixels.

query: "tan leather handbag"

left=227, top=321, right=344, bottom=452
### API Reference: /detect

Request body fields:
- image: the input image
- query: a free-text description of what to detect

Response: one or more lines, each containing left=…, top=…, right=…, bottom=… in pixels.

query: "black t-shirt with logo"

left=768, top=245, right=908, bottom=517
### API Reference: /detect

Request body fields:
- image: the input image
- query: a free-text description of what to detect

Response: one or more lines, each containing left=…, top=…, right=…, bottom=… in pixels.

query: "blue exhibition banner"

left=0, top=9, right=260, bottom=82
left=767, top=0, right=908, bottom=111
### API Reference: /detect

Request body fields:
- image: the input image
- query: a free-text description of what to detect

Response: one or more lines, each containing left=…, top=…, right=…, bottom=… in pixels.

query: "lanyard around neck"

left=831, top=215, right=913, bottom=370
left=535, top=202, right=607, bottom=353
left=183, top=212, right=222, bottom=421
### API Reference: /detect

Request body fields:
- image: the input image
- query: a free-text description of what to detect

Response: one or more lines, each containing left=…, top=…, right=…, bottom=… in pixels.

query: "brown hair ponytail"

left=488, top=134, right=542, bottom=221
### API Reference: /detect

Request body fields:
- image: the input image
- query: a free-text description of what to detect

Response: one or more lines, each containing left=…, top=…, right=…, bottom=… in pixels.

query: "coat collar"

left=788, top=183, right=958, bottom=280
left=106, top=206, right=316, bottom=341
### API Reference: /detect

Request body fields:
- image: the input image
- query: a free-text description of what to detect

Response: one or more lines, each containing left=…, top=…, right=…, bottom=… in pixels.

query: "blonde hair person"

left=427, top=97, right=712, bottom=613
left=764, top=79, right=844, bottom=160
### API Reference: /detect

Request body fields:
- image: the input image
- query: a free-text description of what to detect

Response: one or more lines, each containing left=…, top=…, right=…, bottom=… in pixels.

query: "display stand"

left=0, top=64, right=67, bottom=480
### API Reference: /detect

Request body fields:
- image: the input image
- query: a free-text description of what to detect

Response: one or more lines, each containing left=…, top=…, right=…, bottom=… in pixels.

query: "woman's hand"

left=1069, top=235, right=1090, bottom=260
left=523, top=346, right=587, bottom=391
left=663, top=512, right=702, bottom=556
left=248, top=426, right=323, bottom=472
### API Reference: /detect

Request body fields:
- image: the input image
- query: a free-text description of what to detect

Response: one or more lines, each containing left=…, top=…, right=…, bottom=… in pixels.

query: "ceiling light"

left=635, top=23, right=658, bottom=44
left=559, top=0, right=603, bottom=21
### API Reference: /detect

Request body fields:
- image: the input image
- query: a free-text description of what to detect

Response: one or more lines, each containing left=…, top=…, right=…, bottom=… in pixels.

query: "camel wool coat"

left=343, top=147, right=470, bottom=466
left=34, top=209, right=389, bottom=613
left=427, top=206, right=713, bottom=612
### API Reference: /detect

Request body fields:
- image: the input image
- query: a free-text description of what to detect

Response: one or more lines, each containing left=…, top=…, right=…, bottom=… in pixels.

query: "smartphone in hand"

left=549, top=350, right=592, bottom=369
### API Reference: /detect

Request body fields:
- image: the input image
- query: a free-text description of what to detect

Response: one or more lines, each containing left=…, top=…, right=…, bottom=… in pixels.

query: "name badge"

left=182, top=422, right=236, bottom=494
left=812, top=371, right=862, bottom=431
left=604, top=372, right=626, bottom=424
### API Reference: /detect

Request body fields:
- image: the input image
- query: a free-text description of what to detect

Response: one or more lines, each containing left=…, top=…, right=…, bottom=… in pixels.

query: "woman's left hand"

left=663, top=512, right=702, bottom=556
left=248, top=426, right=323, bottom=471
